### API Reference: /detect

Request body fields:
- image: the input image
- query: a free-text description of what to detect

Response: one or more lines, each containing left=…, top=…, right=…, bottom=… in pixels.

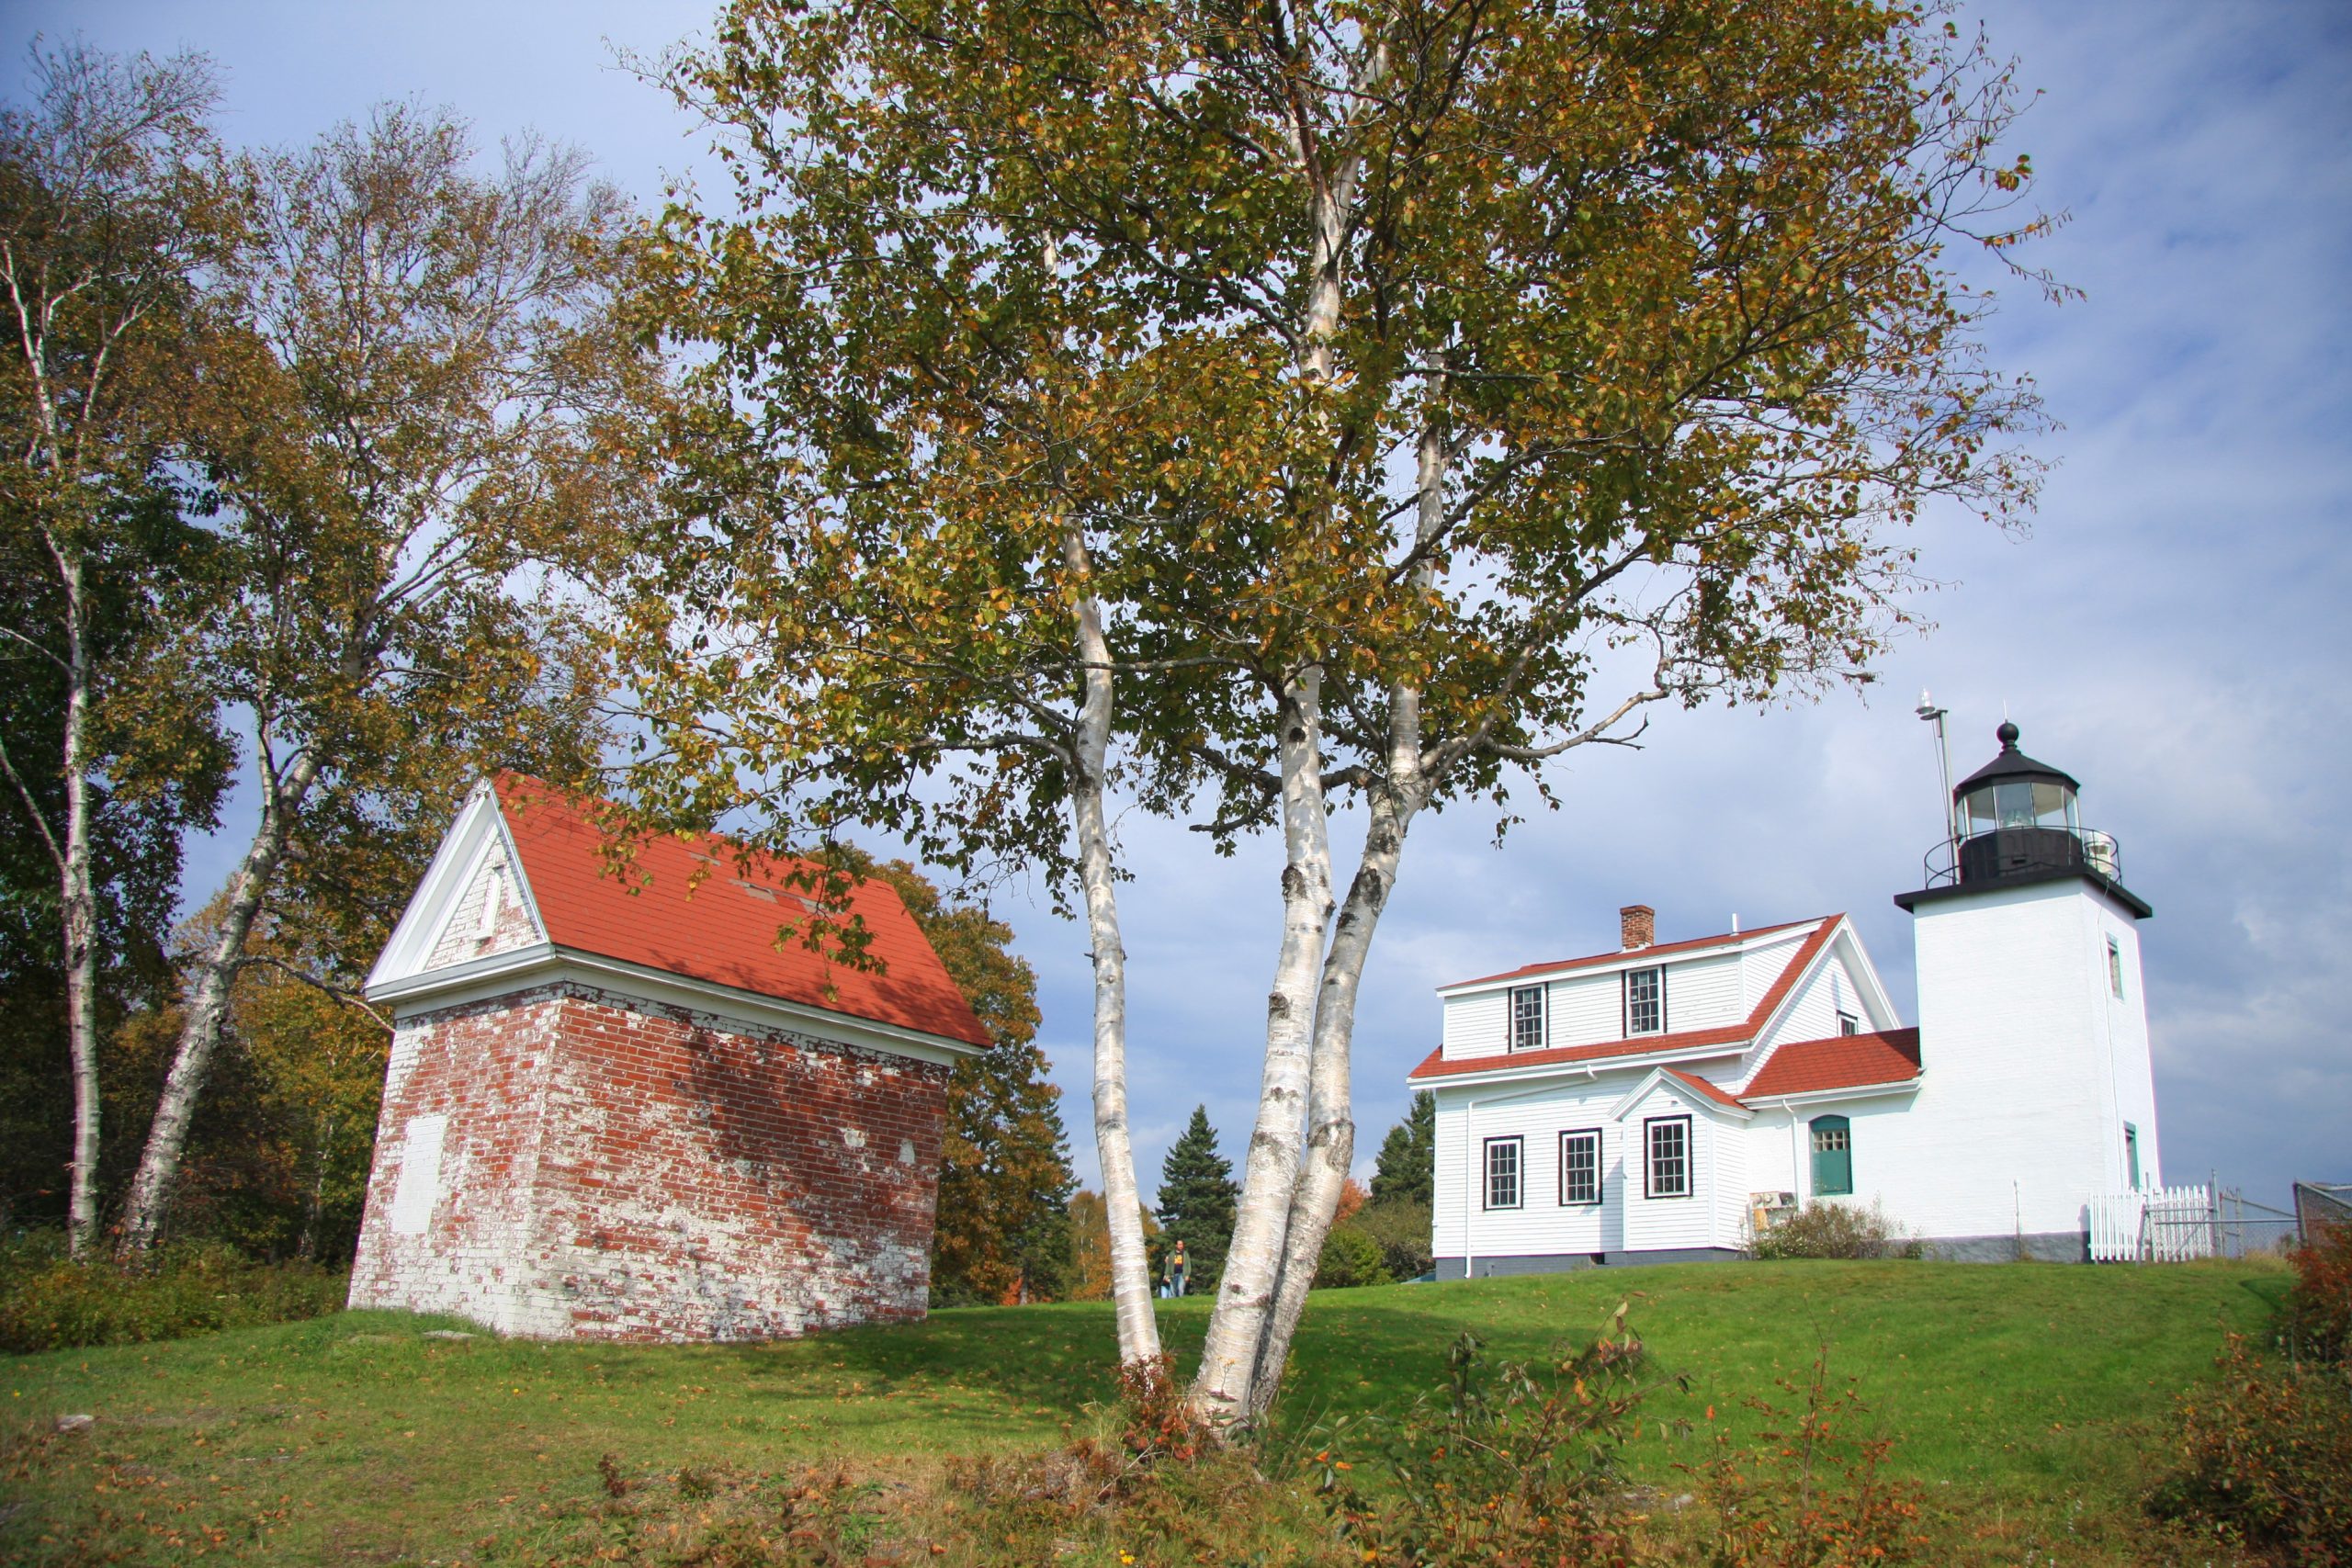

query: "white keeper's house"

left=1417, top=721, right=2160, bottom=1272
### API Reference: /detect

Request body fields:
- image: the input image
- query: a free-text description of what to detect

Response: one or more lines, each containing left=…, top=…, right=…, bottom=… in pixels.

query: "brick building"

left=347, top=775, right=989, bottom=1341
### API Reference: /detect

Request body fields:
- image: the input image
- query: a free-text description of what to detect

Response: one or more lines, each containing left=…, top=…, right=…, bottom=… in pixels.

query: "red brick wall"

left=348, top=980, right=950, bottom=1342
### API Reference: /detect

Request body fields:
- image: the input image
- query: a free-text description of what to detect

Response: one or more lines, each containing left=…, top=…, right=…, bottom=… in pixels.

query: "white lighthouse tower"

left=1889, top=721, right=2159, bottom=1259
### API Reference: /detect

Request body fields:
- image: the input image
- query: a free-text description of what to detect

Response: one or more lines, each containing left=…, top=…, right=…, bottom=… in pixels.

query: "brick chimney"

left=1620, top=905, right=1656, bottom=952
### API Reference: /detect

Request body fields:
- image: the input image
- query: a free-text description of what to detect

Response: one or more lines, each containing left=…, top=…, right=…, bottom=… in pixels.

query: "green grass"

left=0, top=1259, right=2286, bottom=1563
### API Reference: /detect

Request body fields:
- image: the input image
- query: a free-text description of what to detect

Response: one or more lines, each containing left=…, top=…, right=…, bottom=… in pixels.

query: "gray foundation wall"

left=1437, top=1247, right=1743, bottom=1279
left=1433, top=1230, right=2089, bottom=1279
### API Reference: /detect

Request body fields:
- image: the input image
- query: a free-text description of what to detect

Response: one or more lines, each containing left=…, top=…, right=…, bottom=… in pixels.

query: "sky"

left=12, top=1, right=2347, bottom=1216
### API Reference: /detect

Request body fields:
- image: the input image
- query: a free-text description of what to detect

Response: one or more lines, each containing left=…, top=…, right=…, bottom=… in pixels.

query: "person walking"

left=1164, top=1239, right=1189, bottom=1299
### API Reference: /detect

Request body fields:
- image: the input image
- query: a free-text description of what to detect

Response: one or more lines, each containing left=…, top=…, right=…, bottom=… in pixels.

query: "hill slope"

left=1, top=1260, right=2284, bottom=1563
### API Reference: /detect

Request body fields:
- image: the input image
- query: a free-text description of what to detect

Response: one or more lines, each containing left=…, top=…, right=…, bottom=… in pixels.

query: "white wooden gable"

left=365, top=781, right=548, bottom=995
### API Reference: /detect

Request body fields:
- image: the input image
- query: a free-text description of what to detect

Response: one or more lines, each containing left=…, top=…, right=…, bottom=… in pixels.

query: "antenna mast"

left=1917, top=691, right=1956, bottom=878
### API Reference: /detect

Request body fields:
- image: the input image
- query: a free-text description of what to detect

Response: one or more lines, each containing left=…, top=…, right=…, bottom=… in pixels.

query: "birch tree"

left=634, top=0, right=2054, bottom=1420
left=114, top=104, right=652, bottom=1249
left=0, top=41, right=236, bottom=1255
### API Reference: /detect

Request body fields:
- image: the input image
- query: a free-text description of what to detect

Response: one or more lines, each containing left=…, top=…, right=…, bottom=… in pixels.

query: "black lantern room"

left=1897, top=721, right=2151, bottom=918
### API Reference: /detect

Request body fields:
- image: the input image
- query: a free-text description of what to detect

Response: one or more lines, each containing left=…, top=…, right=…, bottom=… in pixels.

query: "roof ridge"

left=1444, top=913, right=1837, bottom=991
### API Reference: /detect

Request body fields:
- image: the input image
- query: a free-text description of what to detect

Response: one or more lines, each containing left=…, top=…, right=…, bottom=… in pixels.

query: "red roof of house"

left=1740, top=1028, right=1921, bottom=1100
left=1408, top=918, right=1839, bottom=1082
left=494, top=774, right=990, bottom=1048
left=1666, top=1068, right=1749, bottom=1111
left=1448, top=916, right=1822, bottom=990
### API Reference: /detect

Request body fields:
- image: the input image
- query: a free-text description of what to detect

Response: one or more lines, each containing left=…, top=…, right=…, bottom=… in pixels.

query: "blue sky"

left=20, top=2, right=2349, bottom=1213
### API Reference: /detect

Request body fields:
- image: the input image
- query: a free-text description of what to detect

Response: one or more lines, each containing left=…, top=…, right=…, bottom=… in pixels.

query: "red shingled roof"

left=1666, top=1068, right=1749, bottom=1111
left=1408, top=918, right=1839, bottom=1082
left=495, top=774, right=990, bottom=1048
left=1741, top=1029, right=1921, bottom=1100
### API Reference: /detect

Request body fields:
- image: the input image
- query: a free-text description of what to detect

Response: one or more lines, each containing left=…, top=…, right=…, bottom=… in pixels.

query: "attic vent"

left=477, top=862, right=505, bottom=937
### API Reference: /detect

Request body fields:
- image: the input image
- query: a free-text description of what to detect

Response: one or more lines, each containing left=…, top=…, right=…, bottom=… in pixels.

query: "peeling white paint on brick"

left=349, top=979, right=950, bottom=1342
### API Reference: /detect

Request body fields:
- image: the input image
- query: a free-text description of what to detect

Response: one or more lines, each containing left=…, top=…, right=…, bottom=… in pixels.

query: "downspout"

left=1464, top=1092, right=1478, bottom=1279
left=1461, top=1076, right=1589, bottom=1280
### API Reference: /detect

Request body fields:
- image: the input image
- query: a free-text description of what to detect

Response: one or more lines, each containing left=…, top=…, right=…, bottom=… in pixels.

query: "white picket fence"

left=2088, top=1184, right=2214, bottom=1262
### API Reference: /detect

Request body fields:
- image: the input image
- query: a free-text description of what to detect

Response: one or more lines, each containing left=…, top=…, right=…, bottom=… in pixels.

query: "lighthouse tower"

left=1890, top=722, right=2159, bottom=1260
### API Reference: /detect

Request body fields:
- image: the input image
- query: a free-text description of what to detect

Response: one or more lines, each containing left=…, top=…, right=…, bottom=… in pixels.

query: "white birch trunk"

left=57, top=553, right=101, bottom=1258
left=116, top=749, right=322, bottom=1251
left=1241, top=410, right=1449, bottom=1421
left=1062, top=527, right=1160, bottom=1366
left=1192, top=670, right=1334, bottom=1423
left=0, top=531, right=107, bottom=1258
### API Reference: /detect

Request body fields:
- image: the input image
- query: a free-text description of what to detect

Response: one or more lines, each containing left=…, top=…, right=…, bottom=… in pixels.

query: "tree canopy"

left=636, top=0, right=2057, bottom=1425
left=1370, top=1091, right=1436, bottom=1211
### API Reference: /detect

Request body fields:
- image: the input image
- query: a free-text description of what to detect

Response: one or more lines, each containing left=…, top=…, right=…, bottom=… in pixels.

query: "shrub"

left=1676, top=1348, right=1931, bottom=1567
left=0, top=1232, right=346, bottom=1352
left=2148, top=1335, right=2352, bottom=1566
left=1311, top=1222, right=1391, bottom=1290
left=2281, top=1218, right=2352, bottom=1363
left=1351, top=1197, right=1434, bottom=1281
left=1326, top=1313, right=1649, bottom=1565
left=1748, top=1200, right=1911, bottom=1260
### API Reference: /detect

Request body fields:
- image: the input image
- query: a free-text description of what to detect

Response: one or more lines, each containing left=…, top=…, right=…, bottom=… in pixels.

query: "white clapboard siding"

left=1548, top=971, right=1623, bottom=1048
left=1442, top=988, right=1509, bottom=1060
left=2089, top=1185, right=2212, bottom=1262
left=1666, top=952, right=1745, bottom=1032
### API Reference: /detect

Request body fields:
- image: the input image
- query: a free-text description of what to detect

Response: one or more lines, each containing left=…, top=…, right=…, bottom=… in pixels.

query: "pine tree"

left=865, top=858, right=1077, bottom=1305
left=1156, top=1106, right=1239, bottom=1293
left=1370, top=1092, right=1437, bottom=1210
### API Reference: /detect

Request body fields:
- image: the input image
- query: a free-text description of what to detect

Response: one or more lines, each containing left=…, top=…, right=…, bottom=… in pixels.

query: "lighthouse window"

left=1624, top=966, right=1665, bottom=1036
left=1510, top=985, right=1546, bottom=1052
left=2106, top=936, right=2125, bottom=998
left=1810, top=1115, right=1853, bottom=1196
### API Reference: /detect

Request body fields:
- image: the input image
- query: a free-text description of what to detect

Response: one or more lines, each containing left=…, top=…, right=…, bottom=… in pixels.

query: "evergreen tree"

left=1370, top=1092, right=1437, bottom=1210
left=865, top=858, right=1077, bottom=1305
left=1156, top=1106, right=1239, bottom=1292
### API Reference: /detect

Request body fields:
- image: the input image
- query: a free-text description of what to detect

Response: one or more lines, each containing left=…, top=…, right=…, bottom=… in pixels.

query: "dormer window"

left=1623, top=965, right=1664, bottom=1036
left=1510, top=985, right=1546, bottom=1051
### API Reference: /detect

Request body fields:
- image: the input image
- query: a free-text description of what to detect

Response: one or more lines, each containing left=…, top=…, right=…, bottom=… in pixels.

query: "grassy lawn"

left=0, top=1259, right=2286, bottom=1563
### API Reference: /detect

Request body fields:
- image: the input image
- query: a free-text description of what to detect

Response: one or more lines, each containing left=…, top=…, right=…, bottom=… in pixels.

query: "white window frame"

left=1837, top=1010, right=1860, bottom=1036
left=1484, top=1135, right=1524, bottom=1210
left=2106, top=935, right=2125, bottom=998
left=1624, top=965, right=1665, bottom=1037
left=1644, top=1115, right=1691, bottom=1200
left=1509, top=985, right=1546, bottom=1052
left=1558, top=1129, right=1601, bottom=1206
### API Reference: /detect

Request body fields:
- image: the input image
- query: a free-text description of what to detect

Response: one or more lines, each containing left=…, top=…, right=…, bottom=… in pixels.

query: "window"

left=1510, top=985, right=1546, bottom=1052
left=1838, top=1010, right=1860, bottom=1036
left=1810, top=1115, right=1853, bottom=1196
left=1484, top=1136, right=1523, bottom=1209
left=1624, top=965, right=1665, bottom=1036
left=2125, top=1123, right=2141, bottom=1190
left=1559, top=1129, right=1600, bottom=1205
left=2106, top=935, right=2125, bottom=998
left=1644, top=1116, right=1690, bottom=1199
